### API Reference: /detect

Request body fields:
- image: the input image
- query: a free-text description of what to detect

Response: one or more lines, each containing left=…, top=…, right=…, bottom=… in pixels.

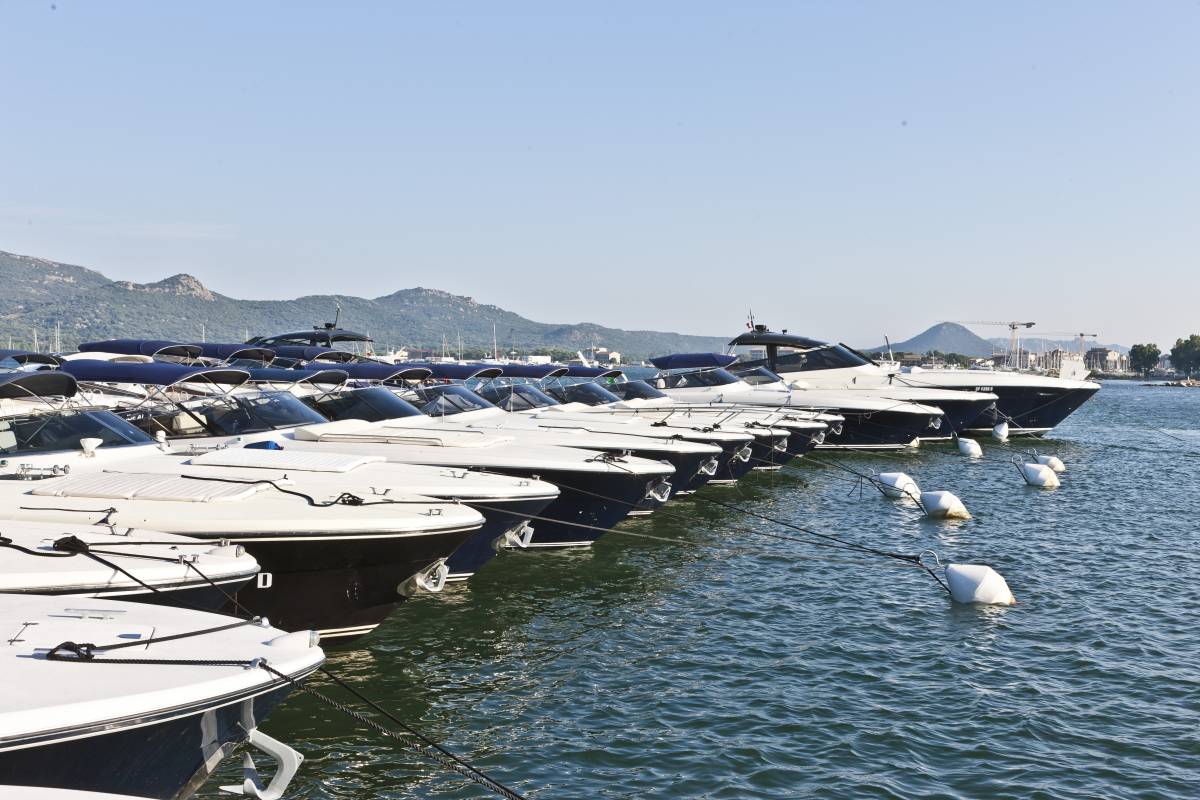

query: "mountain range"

left=869, top=322, right=1128, bottom=357
left=0, top=249, right=728, bottom=360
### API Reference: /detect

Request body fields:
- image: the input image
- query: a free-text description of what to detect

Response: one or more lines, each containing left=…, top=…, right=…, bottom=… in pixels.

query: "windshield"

left=406, top=385, right=497, bottom=417
left=545, top=382, right=622, bottom=406
left=655, top=368, right=741, bottom=389
left=608, top=380, right=668, bottom=401
left=773, top=344, right=871, bottom=372
left=476, top=384, right=559, bottom=412
left=125, top=391, right=328, bottom=438
left=305, top=387, right=422, bottom=423
left=0, top=408, right=154, bottom=455
left=731, top=366, right=787, bottom=386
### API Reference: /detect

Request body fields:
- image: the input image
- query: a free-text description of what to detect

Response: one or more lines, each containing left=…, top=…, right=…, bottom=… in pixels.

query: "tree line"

left=1128, top=335, right=1200, bottom=377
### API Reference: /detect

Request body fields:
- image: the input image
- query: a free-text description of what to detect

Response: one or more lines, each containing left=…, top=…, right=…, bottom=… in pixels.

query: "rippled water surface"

left=203, top=382, right=1200, bottom=798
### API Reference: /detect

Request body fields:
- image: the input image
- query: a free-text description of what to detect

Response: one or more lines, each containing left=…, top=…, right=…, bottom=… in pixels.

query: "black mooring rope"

left=258, top=662, right=529, bottom=800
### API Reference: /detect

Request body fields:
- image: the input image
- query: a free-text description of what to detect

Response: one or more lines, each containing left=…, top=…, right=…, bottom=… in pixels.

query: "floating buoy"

left=992, top=422, right=1009, bottom=442
left=945, top=563, right=1016, bottom=605
left=878, top=471, right=921, bottom=501
left=1019, top=462, right=1060, bottom=488
left=957, top=437, right=983, bottom=458
left=1035, top=454, right=1066, bottom=473
left=920, top=490, right=970, bottom=519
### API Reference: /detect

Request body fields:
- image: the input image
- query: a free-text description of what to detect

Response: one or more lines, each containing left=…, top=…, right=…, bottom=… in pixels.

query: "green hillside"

left=0, top=249, right=726, bottom=360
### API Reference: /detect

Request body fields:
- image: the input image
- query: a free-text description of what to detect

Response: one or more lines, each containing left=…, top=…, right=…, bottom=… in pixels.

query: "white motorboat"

left=0, top=519, right=258, bottom=610
left=0, top=594, right=322, bottom=798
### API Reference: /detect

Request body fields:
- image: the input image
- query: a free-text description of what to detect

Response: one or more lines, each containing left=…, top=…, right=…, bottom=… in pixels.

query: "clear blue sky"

left=1, top=2, right=1196, bottom=348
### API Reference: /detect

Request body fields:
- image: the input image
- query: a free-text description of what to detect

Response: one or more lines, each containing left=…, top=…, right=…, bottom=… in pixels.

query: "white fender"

left=877, top=472, right=921, bottom=501
left=992, top=422, right=1009, bottom=442
left=945, top=563, right=1016, bottom=605
left=920, top=490, right=971, bottom=519
left=1035, top=454, right=1066, bottom=473
left=1019, top=462, right=1060, bottom=488
left=957, top=438, right=983, bottom=458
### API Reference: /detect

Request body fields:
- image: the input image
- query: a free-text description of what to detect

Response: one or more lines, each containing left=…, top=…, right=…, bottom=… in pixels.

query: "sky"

left=1, top=2, right=1197, bottom=348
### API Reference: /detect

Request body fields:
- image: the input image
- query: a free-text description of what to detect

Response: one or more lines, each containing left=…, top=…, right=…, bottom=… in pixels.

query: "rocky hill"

left=0, top=249, right=726, bottom=359
left=868, top=323, right=997, bottom=357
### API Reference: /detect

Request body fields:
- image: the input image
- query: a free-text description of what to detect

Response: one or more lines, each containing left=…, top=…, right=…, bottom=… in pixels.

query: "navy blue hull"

left=0, top=677, right=305, bottom=799
left=918, top=397, right=997, bottom=439
left=210, top=525, right=478, bottom=643
left=444, top=495, right=558, bottom=579
left=476, top=469, right=661, bottom=548
left=963, top=385, right=1101, bottom=435
left=819, top=410, right=939, bottom=449
left=705, top=440, right=755, bottom=483
left=632, top=450, right=709, bottom=509
left=781, top=429, right=823, bottom=458
left=750, top=433, right=793, bottom=469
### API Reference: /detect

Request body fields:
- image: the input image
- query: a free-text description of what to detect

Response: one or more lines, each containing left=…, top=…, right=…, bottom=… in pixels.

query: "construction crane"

left=945, top=321, right=1036, bottom=368
left=1034, top=331, right=1100, bottom=356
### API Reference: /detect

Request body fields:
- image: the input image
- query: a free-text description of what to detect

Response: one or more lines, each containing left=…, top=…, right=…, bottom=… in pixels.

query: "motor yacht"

left=0, top=594, right=322, bottom=798
left=729, top=325, right=1099, bottom=436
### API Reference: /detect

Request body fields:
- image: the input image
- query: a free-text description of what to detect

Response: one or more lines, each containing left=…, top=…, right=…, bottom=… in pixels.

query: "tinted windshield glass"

left=307, top=387, right=422, bottom=423
left=657, top=368, right=741, bottom=389
left=0, top=409, right=153, bottom=455
left=152, top=392, right=329, bottom=436
left=476, top=384, right=558, bottom=412
left=408, top=385, right=497, bottom=417
left=774, top=344, right=870, bottom=372
left=608, top=380, right=668, bottom=401
left=731, top=366, right=786, bottom=386
left=546, top=382, right=621, bottom=406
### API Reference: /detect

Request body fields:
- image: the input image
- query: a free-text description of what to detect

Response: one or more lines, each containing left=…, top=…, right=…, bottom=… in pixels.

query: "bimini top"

left=191, top=342, right=277, bottom=364
left=408, top=363, right=504, bottom=381
left=728, top=327, right=827, bottom=349
left=649, top=353, right=738, bottom=371
left=79, top=339, right=203, bottom=359
left=0, top=371, right=77, bottom=399
left=247, top=367, right=349, bottom=387
left=496, top=364, right=570, bottom=379
left=60, top=360, right=250, bottom=388
left=269, top=345, right=357, bottom=364
left=0, top=349, right=63, bottom=366
left=327, top=363, right=432, bottom=382
left=248, top=328, right=372, bottom=347
left=565, top=365, right=624, bottom=378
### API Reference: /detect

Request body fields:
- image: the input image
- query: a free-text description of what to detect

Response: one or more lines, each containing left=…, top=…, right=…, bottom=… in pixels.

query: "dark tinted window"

left=608, top=380, right=668, bottom=400
left=774, top=345, right=870, bottom=372
left=546, top=382, right=621, bottom=406
left=408, top=385, right=496, bottom=417
left=476, top=384, right=559, bottom=412
left=308, top=387, right=422, bottom=422
left=0, top=409, right=153, bottom=455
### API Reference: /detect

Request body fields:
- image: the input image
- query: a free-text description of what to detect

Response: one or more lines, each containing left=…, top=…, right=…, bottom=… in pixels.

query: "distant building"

left=1085, top=347, right=1129, bottom=373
